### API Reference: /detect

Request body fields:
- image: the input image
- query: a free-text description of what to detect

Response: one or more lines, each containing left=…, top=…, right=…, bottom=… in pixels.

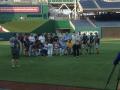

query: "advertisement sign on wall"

left=0, top=6, right=40, bottom=13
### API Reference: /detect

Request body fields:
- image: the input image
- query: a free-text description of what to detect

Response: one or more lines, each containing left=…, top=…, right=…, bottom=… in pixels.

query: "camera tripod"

left=104, top=52, right=120, bottom=90
left=104, top=65, right=120, bottom=90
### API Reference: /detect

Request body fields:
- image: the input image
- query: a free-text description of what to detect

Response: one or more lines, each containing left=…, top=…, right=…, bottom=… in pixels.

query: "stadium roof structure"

left=72, top=19, right=94, bottom=27
left=48, top=0, right=75, bottom=4
left=79, top=0, right=120, bottom=12
left=96, top=0, right=120, bottom=8
left=79, top=0, right=97, bottom=9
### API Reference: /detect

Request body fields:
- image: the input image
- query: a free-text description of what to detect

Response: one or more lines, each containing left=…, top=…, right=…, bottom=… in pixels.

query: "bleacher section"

left=72, top=19, right=93, bottom=27
left=79, top=0, right=97, bottom=9
left=79, top=0, right=120, bottom=11
left=95, top=0, right=120, bottom=8
left=71, top=19, right=100, bottom=34
left=71, top=18, right=120, bottom=37
left=93, top=21, right=120, bottom=27
left=73, top=18, right=120, bottom=28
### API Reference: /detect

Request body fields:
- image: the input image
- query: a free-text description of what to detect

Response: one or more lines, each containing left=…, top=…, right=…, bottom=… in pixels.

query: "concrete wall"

left=102, top=27, right=120, bottom=38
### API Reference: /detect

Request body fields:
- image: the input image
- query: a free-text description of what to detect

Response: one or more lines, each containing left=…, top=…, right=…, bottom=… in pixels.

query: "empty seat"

left=95, top=0, right=120, bottom=8
left=79, top=0, right=97, bottom=9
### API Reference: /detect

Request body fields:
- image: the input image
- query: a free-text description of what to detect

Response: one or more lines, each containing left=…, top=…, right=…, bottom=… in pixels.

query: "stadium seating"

left=71, top=19, right=100, bottom=32
left=93, top=21, right=120, bottom=27
left=79, top=0, right=120, bottom=9
left=72, top=19, right=93, bottom=27
left=72, top=17, right=120, bottom=28
left=95, top=0, right=120, bottom=8
left=79, top=0, right=97, bottom=9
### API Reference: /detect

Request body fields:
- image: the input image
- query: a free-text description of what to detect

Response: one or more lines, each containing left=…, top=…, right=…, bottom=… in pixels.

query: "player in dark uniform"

left=72, top=40, right=80, bottom=57
left=10, top=36, right=20, bottom=68
left=53, top=33, right=59, bottom=42
left=88, top=33, right=95, bottom=54
left=82, top=33, right=89, bottom=54
left=23, top=34, right=30, bottom=56
left=17, top=33, right=24, bottom=55
left=94, top=33, right=100, bottom=54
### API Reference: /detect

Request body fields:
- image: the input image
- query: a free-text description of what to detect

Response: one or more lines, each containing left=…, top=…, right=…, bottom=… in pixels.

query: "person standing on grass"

left=47, top=33, right=53, bottom=57
left=17, top=33, right=24, bottom=55
left=23, top=34, right=30, bottom=56
left=28, top=34, right=35, bottom=56
left=88, top=33, right=95, bottom=54
left=72, top=32, right=80, bottom=57
left=59, top=37, right=66, bottom=56
left=9, top=35, right=20, bottom=68
left=38, top=34, right=45, bottom=44
left=53, top=40, right=60, bottom=55
left=72, top=32, right=76, bottom=56
left=66, top=39, right=73, bottom=55
left=82, top=33, right=89, bottom=55
left=94, top=32, right=100, bottom=54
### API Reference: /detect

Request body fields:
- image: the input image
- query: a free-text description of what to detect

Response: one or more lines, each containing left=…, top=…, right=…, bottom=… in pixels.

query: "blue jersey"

left=82, top=35, right=88, bottom=44
left=59, top=40, right=66, bottom=49
left=89, top=35, right=94, bottom=43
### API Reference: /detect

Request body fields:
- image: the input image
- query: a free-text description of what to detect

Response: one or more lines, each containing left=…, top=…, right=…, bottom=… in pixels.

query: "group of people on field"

left=9, top=32, right=100, bottom=68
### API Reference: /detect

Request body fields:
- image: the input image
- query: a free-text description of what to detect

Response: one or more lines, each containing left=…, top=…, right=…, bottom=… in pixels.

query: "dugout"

left=55, top=20, right=72, bottom=33
left=0, top=32, right=16, bottom=41
left=56, top=29, right=70, bottom=33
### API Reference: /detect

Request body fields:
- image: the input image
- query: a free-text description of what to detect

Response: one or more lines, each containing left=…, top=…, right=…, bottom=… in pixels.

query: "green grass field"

left=0, top=40, right=120, bottom=90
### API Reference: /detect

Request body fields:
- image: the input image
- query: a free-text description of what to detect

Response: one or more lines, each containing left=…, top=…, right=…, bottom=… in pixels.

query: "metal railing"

left=48, top=0, right=75, bottom=3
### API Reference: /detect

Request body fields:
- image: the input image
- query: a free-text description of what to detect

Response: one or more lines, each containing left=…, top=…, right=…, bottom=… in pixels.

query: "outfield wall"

left=0, top=32, right=16, bottom=40
left=101, top=27, right=120, bottom=38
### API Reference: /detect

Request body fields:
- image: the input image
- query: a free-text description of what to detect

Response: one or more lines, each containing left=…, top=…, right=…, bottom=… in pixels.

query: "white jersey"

left=72, top=34, right=76, bottom=44
left=28, top=36, right=35, bottom=43
left=39, top=35, right=45, bottom=44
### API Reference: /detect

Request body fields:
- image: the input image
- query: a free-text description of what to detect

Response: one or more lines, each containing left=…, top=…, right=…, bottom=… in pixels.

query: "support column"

left=74, top=0, right=77, bottom=20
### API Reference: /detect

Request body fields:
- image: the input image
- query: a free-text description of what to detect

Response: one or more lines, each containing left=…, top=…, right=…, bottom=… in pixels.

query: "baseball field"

left=0, top=39, right=120, bottom=90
